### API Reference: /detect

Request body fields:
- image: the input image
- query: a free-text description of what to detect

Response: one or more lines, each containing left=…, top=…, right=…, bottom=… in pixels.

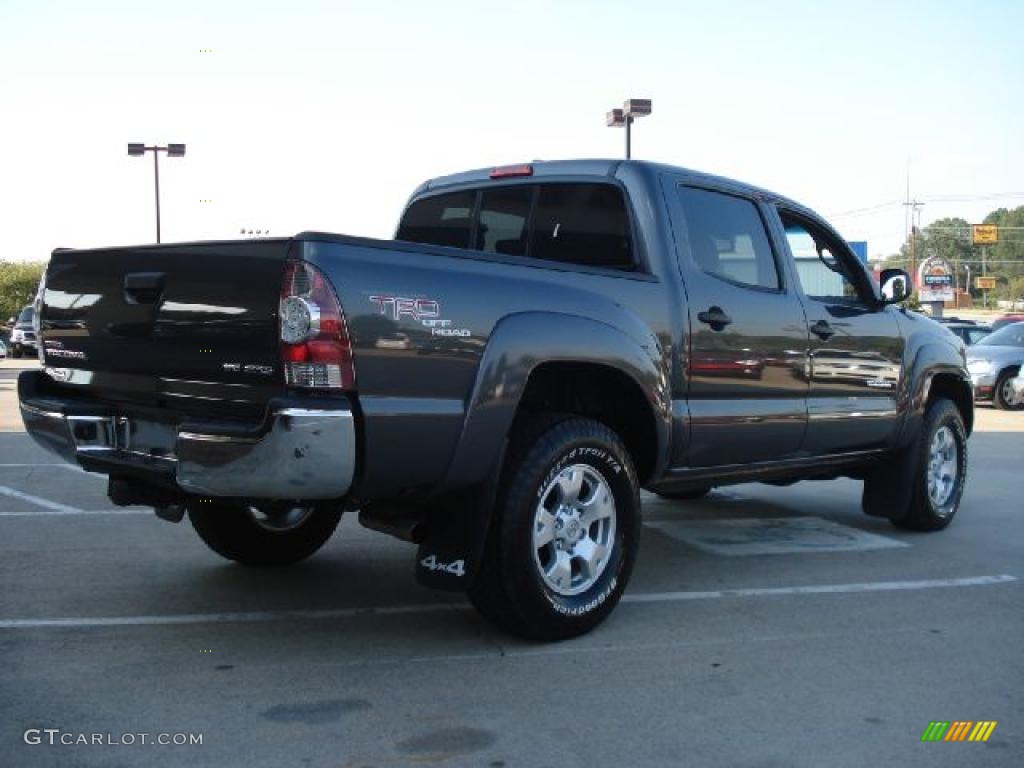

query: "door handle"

left=123, top=272, right=165, bottom=304
left=697, top=306, right=732, bottom=331
left=810, top=319, right=835, bottom=340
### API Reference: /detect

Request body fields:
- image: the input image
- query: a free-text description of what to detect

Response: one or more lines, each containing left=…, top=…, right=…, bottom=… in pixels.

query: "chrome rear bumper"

left=19, top=377, right=355, bottom=500
left=176, top=408, right=354, bottom=497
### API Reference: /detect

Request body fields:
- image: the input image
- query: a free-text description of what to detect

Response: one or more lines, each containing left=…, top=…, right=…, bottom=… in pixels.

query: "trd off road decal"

left=369, top=295, right=470, bottom=337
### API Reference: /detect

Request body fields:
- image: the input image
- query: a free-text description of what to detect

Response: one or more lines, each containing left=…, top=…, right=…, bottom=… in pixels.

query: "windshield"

left=16, top=306, right=33, bottom=324
left=975, top=322, right=1024, bottom=348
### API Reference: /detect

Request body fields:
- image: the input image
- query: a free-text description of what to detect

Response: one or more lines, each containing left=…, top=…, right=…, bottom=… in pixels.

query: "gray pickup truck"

left=20, top=159, right=972, bottom=640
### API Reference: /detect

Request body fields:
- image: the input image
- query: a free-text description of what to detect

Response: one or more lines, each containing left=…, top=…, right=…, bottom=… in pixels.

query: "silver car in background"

left=967, top=322, right=1024, bottom=410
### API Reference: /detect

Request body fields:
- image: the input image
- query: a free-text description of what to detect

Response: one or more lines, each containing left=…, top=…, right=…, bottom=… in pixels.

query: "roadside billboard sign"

left=975, top=276, right=997, bottom=290
left=972, top=225, right=999, bottom=245
left=918, top=257, right=955, bottom=303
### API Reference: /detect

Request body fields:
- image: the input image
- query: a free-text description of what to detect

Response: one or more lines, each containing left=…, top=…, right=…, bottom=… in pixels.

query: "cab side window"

left=781, top=213, right=869, bottom=304
left=677, top=186, right=780, bottom=290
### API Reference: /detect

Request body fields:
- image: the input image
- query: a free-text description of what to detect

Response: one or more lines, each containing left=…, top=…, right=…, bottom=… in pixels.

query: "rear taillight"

left=279, top=261, right=355, bottom=389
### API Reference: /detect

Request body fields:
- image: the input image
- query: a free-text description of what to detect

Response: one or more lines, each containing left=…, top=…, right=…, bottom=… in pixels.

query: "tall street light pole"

left=128, top=143, right=186, bottom=243
left=606, top=99, right=652, bottom=159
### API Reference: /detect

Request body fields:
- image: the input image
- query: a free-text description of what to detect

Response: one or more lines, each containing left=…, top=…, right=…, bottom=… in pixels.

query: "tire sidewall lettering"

left=529, top=436, right=634, bottom=620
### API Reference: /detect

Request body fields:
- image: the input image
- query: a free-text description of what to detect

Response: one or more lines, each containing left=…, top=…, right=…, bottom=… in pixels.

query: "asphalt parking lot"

left=1, top=359, right=1021, bottom=767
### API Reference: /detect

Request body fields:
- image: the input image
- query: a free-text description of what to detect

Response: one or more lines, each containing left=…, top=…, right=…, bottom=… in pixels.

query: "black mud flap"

left=415, top=489, right=494, bottom=592
left=862, top=443, right=919, bottom=521
left=415, top=443, right=507, bottom=592
left=416, top=523, right=475, bottom=591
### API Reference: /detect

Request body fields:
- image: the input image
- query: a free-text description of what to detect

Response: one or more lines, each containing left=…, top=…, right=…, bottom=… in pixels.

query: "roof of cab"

left=416, top=158, right=809, bottom=214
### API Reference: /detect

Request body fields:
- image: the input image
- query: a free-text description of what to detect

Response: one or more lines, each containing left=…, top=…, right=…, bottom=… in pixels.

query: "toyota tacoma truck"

left=19, top=160, right=973, bottom=640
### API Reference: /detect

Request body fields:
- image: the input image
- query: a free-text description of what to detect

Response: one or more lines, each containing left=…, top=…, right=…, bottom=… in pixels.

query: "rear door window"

left=677, top=186, right=780, bottom=290
left=396, top=190, right=475, bottom=249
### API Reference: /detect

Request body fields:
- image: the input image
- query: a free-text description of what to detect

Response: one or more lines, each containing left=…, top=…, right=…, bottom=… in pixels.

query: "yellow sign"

left=972, top=224, right=999, bottom=245
left=975, top=276, right=996, bottom=290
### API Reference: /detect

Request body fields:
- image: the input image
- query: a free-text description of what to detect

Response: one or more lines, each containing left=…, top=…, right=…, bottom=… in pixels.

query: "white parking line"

left=0, top=603, right=457, bottom=629
left=0, top=463, right=99, bottom=475
left=0, top=508, right=147, bottom=517
left=621, top=574, right=1017, bottom=602
left=0, top=485, right=85, bottom=514
left=0, top=574, right=1014, bottom=630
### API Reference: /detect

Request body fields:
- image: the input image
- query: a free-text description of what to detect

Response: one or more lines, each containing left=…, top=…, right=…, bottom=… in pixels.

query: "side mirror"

left=879, top=268, right=912, bottom=304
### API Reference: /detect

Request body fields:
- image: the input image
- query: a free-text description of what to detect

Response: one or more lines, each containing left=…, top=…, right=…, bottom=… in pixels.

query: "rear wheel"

left=188, top=501, right=342, bottom=566
left=993, top=369, right=1024, bottom=410
left=890, top=398, right=967, bottom=531
left=469, top=415, right=640, bottom=641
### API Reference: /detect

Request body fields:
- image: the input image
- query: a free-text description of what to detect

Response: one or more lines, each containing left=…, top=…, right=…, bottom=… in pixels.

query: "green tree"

left=982, top=206, right=1024, bottom=295
left=0, top=262, right=45, bottom=325
left=921, top=217, right=976, bottom=265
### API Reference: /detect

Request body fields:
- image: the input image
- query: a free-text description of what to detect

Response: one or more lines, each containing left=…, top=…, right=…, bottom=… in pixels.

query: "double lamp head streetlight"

left=606, top=99, right=652, bottom=160
left=128, top=142, right=186, bottom=243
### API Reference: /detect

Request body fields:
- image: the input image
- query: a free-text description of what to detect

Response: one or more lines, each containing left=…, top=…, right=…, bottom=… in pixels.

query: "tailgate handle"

left=123, top=272, right=165, bottom=304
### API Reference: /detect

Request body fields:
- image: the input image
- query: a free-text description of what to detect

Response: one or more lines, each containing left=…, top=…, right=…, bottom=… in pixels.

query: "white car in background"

left=9, top=305, right=38, bottom=358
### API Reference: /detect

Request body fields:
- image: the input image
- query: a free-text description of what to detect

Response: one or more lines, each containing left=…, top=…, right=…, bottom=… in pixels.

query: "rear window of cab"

left=397, top=182, right=635, bottom=271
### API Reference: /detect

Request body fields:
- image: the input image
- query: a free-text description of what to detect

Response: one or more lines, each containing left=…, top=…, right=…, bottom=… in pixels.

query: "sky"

left=1, top=0, right=1022, bottom=262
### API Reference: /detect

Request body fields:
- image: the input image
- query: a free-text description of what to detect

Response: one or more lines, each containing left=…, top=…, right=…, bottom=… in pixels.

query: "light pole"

left=128, top=143, right=186, bottom=243
left=606, top=99, right=652, bottom=159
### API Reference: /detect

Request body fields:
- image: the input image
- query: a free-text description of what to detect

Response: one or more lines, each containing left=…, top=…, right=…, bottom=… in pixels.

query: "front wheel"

left=11, top=344, right=23, bottom=359
left=993, top=369, right=1024, bottom=411
left=188, top=502, right=342, bottom=566
left=469, top=415, right=640, bottom=641
left=890, top=398, right=968, bottom=531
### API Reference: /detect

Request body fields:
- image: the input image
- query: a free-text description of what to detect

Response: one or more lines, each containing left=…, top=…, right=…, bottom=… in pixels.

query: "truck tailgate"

left=41, top=239, right=291, bottom=417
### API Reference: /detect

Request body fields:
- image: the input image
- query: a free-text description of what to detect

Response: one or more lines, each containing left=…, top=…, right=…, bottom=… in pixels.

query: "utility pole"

left=903, top=198, right=925, bottom=289
left=982, top=246, right=988, bottom=309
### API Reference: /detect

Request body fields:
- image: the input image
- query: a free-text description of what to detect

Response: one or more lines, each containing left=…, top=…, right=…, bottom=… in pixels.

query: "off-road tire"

left=469, top=414, right=640, bottom=641
left=890, top=398, right=968, bottom=531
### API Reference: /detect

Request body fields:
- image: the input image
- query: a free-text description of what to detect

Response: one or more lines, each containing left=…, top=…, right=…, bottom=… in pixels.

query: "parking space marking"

left=0, top=603, right=458, bottom=629
left=0, top=575, right=1013, bottom=630
left=647, top=516, right=908, bottom=555
left=0, top=463, right=99, bottom=475
left=0, top=508, right=147, bottom=517
left=622, top=574, right=1016, bottom=602
left=0, top=484, right=85, bottom=514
